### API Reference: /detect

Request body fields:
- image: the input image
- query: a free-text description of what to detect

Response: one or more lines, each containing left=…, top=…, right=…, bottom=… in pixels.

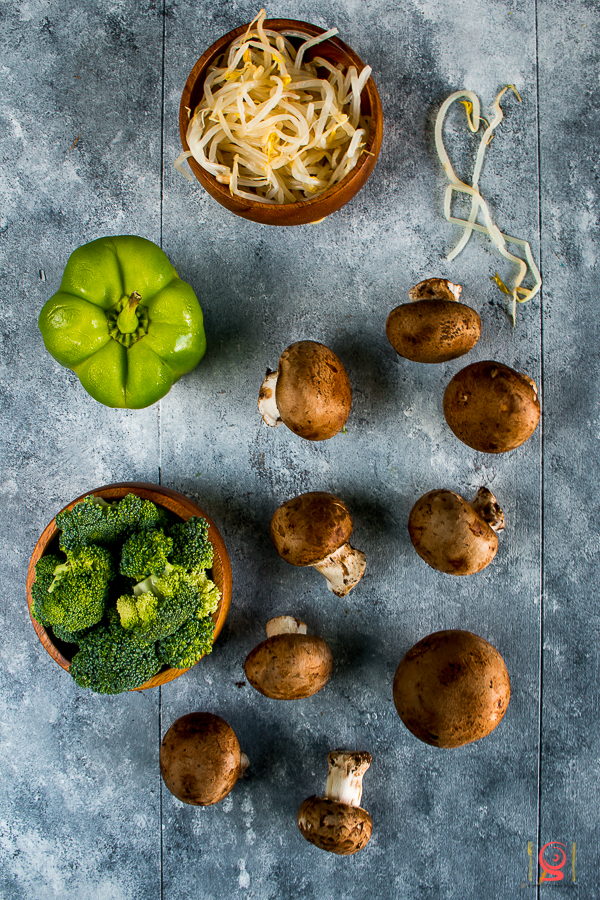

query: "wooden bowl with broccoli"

left=26, top=482, right=232, bottom=694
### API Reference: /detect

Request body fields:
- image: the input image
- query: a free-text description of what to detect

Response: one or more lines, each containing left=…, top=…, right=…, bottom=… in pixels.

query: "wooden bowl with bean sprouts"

left=178, top=14, right=382, bottom=226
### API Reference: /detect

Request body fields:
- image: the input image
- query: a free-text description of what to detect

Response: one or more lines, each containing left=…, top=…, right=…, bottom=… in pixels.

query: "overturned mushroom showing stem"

left=443, top=360, right=540, bottom=452
left=298, top=750, right=373, bottom=855
left=244, top=615, right=333, bottom=700
left=393, top=630, right=511, bottom=748
left=270, top=492, right=366, bottom=597
left=386, top=278, right=481, bottom=363
left=160, top=712, right=249, bottom=806
left=408, top=486, right=504, bottom=575
left=258, top=340, right=352, bottom=440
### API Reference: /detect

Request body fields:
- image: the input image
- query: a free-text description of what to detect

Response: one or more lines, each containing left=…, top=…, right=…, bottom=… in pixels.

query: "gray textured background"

left=1, top=0, right=598, bottom=897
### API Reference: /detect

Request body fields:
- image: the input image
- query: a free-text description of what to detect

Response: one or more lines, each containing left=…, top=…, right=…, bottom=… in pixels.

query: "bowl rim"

left=179, top=17, right=383, bottom=223
left=26, top=482, right=233, bottom=691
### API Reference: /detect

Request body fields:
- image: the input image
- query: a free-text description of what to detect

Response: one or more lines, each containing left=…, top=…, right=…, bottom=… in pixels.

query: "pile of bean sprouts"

left=435, top=86, right=542, bottom=324
left=175, top=10, right=372, bottom=204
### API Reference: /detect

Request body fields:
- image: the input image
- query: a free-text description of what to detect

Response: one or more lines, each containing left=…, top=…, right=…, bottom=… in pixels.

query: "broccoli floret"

left=51, top=624, right=85, bottom=644
left=39, top=545, right=114, bottom=632
left=117, top=568, right=193, bottom=643
left=119, top=528, right=173, bottom=582
left=157, top=616, right=215, bottom=669
left=114, top=493, right=171, bottom=533
left=182, top=570, right=221, bottom=619
left=31, top=554, right=65, bottom=627
left=56, top=496, right=120, bottom=552
left=169, top=517, right=213, bottom=571
left=117, top=565, right=220, bottom=644
left=57, top=493, right=171, bottom=553
left=50, top=544, right=115, bottom=585
left=70, top=617, right=161, bottom=694
left=116, top=592, right=159, bottom=631
left=138, top=565, right=220, bottom=619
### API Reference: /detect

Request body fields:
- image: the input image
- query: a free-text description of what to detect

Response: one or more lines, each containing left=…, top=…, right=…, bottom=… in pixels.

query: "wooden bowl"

left=179, top=19, right=383, bottom=226
left=26, top=482, right=232, bottom=691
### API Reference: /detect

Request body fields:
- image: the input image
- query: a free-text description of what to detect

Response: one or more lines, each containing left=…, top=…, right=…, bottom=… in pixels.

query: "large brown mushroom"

left=297, top=750, right=373, bottom=855
left=244, top=615, right=333, bottom=700
left=393, top=630, right=511, bottom=748
left=270, top=492, right=366, bottom=597
left=443, top=360, right=540, bottom=452
left=408, top=486, right=505, bottom=575
left=386, top=278, right=481, bottom=363
left=160, top=712, right=248, bottom=806
left=258, top=340, right=352, bottom=440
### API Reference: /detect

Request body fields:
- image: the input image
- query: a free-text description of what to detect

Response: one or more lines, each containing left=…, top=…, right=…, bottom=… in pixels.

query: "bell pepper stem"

left=116, top=291, right=142, bottom=334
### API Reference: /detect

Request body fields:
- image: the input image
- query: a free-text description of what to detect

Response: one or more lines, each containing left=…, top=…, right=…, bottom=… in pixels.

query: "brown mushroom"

left=408, top=486, right=504, bottom=575
left=160, top=712, right=248, bottom=806
left=244, top=615, right=333, bottom=700
left=443, top=360, right=540, bottom=452
left=297, top=750, right=373, bottom=855
left=386, top=278, right=481, bottom=363
left=393, top=630, right=511, bottom=748
left=270, top=492, right=366, bottom=596
left=258, top=340, right=352, bottom=440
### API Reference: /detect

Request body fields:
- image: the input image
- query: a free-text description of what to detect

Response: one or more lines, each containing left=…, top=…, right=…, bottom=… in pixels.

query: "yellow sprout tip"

left=491, top=273, right=513, bottom=295
left=460, top=100, right=478, bottom=132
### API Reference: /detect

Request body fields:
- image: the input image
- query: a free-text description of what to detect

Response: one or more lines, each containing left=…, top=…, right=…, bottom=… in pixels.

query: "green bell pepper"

left=38, top=235, right=206, bottom=409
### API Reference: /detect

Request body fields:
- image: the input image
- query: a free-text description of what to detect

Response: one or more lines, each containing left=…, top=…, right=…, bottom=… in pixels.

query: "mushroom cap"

left=393, top=630, right=511, bottom=748
left=408, top=489, right=498, bottom=575
left=244, top=633, right=333, bottom=699
left=160, top=712, right=242, bottom=806
left=443, top=361, right=540, bottom=452
left=297, top=796, right=373, bottom=855
left=270, top=492, right=353, bottom=566
left=276, top=341, right=352, bottom=440
left=386, top=300, right=481, bottom=363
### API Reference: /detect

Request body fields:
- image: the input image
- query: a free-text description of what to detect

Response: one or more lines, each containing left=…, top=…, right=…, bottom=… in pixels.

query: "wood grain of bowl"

left=26, top=482, right=232, bottom=691
left=179, top=19, right=383, bottom=226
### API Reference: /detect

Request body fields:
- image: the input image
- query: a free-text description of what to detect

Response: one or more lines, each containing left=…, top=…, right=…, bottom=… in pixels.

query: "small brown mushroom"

left=386, top=278, right=481, bottom=363
left=258, top=340, right=352, bottom=440
left=393, top=630, right=511, bottom=748
left=244, top=615, right=333, bottom=700
left=443, top=360, right=540, bottom=452
left=297, top=750, right=373, bottom=855
left=408, top=486, right=504, bottom=575
left=270, top=492, right=366, bottom=597
left=160, top=712, right=249, bottom=806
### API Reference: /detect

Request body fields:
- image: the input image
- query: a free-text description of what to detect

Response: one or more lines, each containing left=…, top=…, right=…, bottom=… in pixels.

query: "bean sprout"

left=435, top=86, right=542, bottom=325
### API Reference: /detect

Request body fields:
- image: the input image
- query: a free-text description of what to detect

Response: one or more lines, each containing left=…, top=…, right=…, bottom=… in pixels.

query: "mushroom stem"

left=324, top=750, right=372, bottom=808
left=313, top=542, right=367, bottom=597
left=239, top=752, right=250, bottom=777
left=265, top=615, right=307, bottom=638
left=258, top=369, right=282, bottom=427
left=408, top=277, right=462, bottom=303
left=471, top=487, right=505, bottom=533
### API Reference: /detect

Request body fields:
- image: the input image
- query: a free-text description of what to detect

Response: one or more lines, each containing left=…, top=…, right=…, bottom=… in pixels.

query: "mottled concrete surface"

left=0, top=0, right=597, bottom=897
